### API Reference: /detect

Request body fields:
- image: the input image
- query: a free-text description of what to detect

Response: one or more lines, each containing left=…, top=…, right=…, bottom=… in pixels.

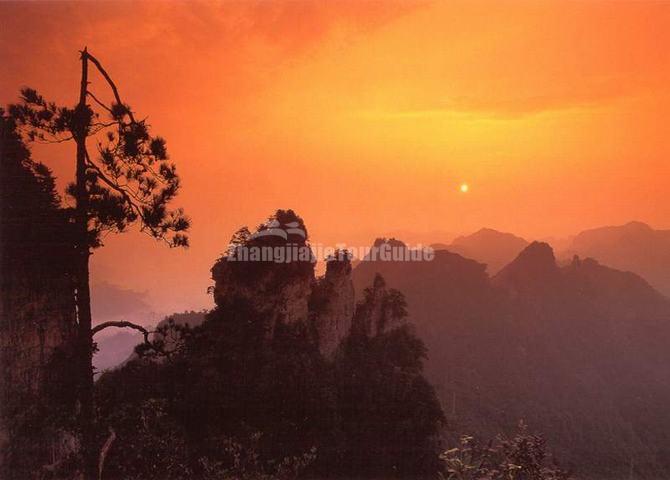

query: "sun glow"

left=460, top=183, right=469, bottom=193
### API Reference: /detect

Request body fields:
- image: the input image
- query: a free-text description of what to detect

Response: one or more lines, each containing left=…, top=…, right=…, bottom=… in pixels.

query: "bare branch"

left=98, top=426, right=116, bottom=480
left=85, top=52, right=137, bottom=124
left=35, top=134, right=75, bottom=144
left=90, top=121, right=117, bottom=130
left=87, top=90, right=113, bottom=115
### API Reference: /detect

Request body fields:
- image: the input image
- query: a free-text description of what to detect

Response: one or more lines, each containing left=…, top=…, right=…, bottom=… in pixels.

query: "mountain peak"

left=372, top=237, right=407, bottom=249
left=514, top=241, right=556, bottom=265
left=566, top=221, right=670, bottom=296
left=622, top=221, right=653, bottom=232
left=452, top=227, right=526, bottom=244
left=493, top=241, right=560, bottom=295
left=573, top=221, right=655, bottom=243
left=448, top=228, right=529, bottom=274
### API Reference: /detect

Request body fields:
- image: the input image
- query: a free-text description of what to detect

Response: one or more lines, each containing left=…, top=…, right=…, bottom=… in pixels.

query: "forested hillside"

left=354, top=239, right=670, bottom=479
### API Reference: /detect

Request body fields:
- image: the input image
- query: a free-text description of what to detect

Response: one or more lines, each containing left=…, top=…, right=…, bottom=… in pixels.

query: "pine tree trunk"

left=76, top=253, right=94, bottom=479
left=74, top=47, right=96, bottom=480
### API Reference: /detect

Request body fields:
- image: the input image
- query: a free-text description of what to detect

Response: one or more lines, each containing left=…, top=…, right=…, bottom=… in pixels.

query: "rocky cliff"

left=310, top=254, right=355, bottom=358
left=352, top=274, right=407, bottom=337
left=1, top=114, right=79, bottom=478
left=211, top=211, right=356, bottom=360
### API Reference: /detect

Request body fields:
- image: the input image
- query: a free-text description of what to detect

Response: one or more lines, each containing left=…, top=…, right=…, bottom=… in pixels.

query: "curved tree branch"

left=91, top=321, right=151, bottom=343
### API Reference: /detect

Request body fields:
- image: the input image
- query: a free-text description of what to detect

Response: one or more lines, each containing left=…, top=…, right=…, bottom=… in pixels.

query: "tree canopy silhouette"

left=9, top=54, right=189, bottom=249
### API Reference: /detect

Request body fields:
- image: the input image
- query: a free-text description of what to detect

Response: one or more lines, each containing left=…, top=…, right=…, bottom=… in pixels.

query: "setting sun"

left=460, top=183, right=469, bottom=193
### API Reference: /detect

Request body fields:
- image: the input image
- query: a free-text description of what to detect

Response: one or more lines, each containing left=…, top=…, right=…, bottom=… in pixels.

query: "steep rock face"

left=352, top=274, right=407, bottom=337
left=0, top=274, right=78, bottom=476
left=0, top=115, right=79, bottom=478
left=212, top=256, right=313, bottom=339
left=211, top=211, right=356, bottom=358
left=492, top=241, right=562, bottom=298
left=311, top=256, right=355, bottom=359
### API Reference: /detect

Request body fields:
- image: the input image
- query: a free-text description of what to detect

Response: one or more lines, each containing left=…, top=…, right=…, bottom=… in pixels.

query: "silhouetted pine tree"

left=9, top=48, right=189, bottom=476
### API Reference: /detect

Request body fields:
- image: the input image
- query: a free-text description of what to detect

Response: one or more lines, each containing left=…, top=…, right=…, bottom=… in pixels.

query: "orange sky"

left=2, top=0, right=670, bottom=315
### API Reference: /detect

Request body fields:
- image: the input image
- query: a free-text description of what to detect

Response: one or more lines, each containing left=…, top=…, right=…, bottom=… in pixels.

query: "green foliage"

left=215, top=210, right=315, bottom=291
left=172, top=306, right=339, bottom=466
left=227, top=226, right=252, bottom=254
left=440, top=423, right=572, bottom=480
left=95, top=272, right=445, bottom=479
left=96, top=303, right=336, bottom=478
left=335, top=324, right=445, bottom=476
left=255, top=209, right=308, bottom=243
left=134, top=317, right=193, bottom=360
left=197, top=435, right=317, bottom=480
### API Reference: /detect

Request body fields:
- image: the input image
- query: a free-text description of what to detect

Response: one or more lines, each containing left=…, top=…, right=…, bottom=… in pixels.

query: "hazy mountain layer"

left=446, top=228, right=529, bottom=274
left=564, top=221, right=670, bottom=297
left=353, top=240, right=670, bottom=479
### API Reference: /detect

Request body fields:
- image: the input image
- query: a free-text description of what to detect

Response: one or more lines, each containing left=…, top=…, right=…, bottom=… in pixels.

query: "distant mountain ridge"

left=353, top=238, right=670, bottom=479
left=434, top=228, right=529, bottom=274
left=563, top=221, right=670, bottom=297
left=427, top=221, right=670, bottom=297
